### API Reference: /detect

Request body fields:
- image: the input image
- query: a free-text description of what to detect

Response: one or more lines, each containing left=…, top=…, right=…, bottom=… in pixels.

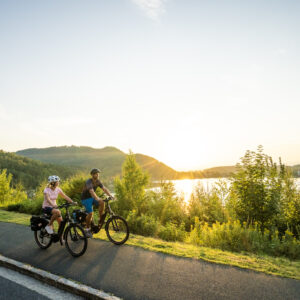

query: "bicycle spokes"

left=65, top=224, right=88, bottom=257
left=106, top=216, right=129, bottom=245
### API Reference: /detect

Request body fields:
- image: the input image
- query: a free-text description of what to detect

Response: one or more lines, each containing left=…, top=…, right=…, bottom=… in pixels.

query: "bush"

left=158, top=222, right=186, bottom=242
left=148, top=181, right=187, bottom=226
left=188, top=183, right=226, bottom=227
left=126, top=210, right=158, bottom=237
left=188, top=218, right=300, bottom=259
left=0, top=170, right=27, bottom=207
left=59, top=174, right=89, bottom=203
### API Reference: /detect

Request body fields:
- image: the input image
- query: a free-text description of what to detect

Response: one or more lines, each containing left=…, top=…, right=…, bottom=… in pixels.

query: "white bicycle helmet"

left=48, top=175, right=60, bottom=183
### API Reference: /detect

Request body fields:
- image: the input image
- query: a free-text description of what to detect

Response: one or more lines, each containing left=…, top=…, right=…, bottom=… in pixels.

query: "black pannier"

left=72, top=209, right=87, bottom=223
left=30, top=216, right=48, bottom=231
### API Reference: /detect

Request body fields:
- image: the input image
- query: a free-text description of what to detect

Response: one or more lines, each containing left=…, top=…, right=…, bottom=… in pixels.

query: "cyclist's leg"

left=86, top=212, right=93, bottom=229
left=95, top=199, right=104, bottom=224
left=49, top=208, right=62, bottom=227
left=81, top=198, right=94, bottom=229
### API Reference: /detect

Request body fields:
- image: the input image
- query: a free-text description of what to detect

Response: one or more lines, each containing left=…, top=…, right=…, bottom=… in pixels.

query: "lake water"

left=166, top=178, right=300, bottom=203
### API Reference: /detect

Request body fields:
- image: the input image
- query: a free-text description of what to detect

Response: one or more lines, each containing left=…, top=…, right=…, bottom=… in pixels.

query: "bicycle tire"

left=34, top=228, right=52, bottom=249
left=105, top=216, right=129, bottom=245
left=64, top=224, right=88, bottom=257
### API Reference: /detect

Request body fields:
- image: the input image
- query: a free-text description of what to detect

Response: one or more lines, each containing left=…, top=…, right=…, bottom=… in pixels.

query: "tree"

left=0, top=169, right=27, bottom=206
left=278, top=167, right=300, bottom=236
left=114, top=151, right=149, bottom=217
left=0, top=169, right=13, bottom=204
left=227, top=146, right=282, bottom=229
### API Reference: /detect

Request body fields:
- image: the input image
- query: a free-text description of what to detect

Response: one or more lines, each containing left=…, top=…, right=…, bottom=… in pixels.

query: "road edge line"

left=0, top=254, right=121, bottom=300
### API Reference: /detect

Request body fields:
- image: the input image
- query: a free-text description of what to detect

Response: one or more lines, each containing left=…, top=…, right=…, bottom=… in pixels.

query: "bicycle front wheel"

left=64, top=224, right=88, bottom=257
left=34, top=228, right=52, bottom=249
left=105, top=216, right=129, bottom=245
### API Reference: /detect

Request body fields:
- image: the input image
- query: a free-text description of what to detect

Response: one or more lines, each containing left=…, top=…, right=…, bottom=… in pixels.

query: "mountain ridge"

left=16, top=145, right=237, bottom=179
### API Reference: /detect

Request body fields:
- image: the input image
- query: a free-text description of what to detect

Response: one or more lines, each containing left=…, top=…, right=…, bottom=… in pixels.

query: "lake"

left=165, top=178, right=300, bottom=203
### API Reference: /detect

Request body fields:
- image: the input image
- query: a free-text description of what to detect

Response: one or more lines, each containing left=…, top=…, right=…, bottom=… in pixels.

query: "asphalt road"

left=0, top=222, right=299, bottom=300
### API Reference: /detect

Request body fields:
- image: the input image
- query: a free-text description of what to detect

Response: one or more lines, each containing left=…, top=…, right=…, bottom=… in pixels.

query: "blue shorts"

left=81, top=197, right=99, bottom=213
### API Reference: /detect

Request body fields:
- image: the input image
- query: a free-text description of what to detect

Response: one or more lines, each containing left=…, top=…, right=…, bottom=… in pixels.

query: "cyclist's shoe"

left=45, top=225, right=54, bottom=234
left=84, top=229, right=93, bottom=238
left=91, top=224, right=100, bottom=234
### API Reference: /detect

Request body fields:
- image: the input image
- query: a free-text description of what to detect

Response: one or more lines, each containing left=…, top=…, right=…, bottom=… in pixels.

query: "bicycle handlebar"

left=57, top=202, right=78, bottom=209
left=103, top=196, right=115, bottom=202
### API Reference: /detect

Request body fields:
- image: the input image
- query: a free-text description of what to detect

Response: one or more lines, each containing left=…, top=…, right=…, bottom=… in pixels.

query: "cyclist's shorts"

left=42, top=206, right=53, bottom=215
left=81, top=197, right=99, bottom=213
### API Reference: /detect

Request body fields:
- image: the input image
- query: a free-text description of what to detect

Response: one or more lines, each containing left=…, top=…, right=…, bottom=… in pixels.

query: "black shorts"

left=42, top=207, right=54, bottom=215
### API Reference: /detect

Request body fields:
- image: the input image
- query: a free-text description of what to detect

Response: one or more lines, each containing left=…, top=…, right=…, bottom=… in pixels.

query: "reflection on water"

left=166, top=178, right=300, bottom=203
left=170, top=178, right=225, bottom=202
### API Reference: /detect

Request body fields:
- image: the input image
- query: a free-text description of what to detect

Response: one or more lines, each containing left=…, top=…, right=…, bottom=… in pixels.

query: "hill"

left=0, top=150, right=81, bottom=190
left=16, top=146, right=181, bottom=179
left=16, top=146, right=238, bottom=181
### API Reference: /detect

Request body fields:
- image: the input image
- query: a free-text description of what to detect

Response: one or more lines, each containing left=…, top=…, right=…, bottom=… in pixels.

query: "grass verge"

left=1, top=209, right=299, bottom=280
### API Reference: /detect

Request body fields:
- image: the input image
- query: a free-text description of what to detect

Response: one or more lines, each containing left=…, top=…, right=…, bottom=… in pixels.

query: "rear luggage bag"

left=30, top=215, right=48, bottom=231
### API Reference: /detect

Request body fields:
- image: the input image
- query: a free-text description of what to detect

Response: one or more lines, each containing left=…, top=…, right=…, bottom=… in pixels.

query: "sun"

left=161, top=127, right=217, bottom=171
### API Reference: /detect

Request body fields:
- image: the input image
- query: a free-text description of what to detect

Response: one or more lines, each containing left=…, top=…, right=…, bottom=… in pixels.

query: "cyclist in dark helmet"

left=81, top=168, right=114, bottom=237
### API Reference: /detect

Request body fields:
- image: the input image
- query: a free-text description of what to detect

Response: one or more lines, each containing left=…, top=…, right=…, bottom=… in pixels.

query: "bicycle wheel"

left=34, top=228, right=52, bottom=249
left=105, top=216, right=129, bottom=245
left=64, top=224, right=88, bottom=257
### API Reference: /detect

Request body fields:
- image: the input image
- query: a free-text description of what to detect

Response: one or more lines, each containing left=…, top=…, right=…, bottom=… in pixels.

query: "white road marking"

left=0, top=266, right=82, bottom=299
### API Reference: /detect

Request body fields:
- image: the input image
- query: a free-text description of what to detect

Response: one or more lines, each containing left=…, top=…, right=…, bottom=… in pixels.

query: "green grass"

left=1, top=209, right=299, bottom=280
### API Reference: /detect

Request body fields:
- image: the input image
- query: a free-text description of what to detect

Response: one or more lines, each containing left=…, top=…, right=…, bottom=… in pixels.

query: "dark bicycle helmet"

left=90, top=168, right=101, bottom=175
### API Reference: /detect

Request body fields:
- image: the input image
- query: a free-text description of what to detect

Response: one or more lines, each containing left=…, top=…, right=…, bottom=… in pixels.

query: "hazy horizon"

left=8, top=143, right=300, bottom=172
left=1, top=1, right=300, bottom=170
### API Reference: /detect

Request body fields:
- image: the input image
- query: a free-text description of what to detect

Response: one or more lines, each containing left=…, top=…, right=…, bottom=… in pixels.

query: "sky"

left=0, top=0, right=300, bottom=171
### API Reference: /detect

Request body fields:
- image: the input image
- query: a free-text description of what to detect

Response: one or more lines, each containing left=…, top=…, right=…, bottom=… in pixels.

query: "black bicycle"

left=73, top=197, right=129, bottom=245
left=30, top=202, right=88, bottom=257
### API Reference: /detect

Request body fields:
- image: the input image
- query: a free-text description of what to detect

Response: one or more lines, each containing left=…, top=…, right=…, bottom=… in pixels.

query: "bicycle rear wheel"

left=105, top=216, right=129, bottom=245
left=34, top=228, right=52, bottom=249
left=65, top=224, right=88, bottom=257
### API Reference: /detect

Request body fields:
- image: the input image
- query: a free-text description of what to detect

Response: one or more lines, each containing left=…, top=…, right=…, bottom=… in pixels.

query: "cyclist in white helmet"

left=42, top=175, right=74, bottom=234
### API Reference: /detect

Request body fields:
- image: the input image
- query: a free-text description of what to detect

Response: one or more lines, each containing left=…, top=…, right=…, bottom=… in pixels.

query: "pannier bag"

left=30, top=216, right=49, bottom=231
left=72, top=209, right=87, bottom=223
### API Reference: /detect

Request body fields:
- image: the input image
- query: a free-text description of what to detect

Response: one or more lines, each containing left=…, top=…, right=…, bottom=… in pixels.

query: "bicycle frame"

left=86, top=197, right=116, bottom=233
left=52, top=203, right=75, bottom=244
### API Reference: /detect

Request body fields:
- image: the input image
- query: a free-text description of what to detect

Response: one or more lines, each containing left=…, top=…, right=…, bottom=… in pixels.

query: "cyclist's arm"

left=102, top=187, right=113, bottom=198
left=58, top=190, right=73, bottom=203
left=89, top=189, right=101, bottom=201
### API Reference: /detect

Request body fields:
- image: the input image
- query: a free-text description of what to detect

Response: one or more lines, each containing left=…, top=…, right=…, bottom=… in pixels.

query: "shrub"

left=126, top=210, right=158, bottom=237
left=148, top=181, right=186, bottom=226
left=188, top=218, right=300, bottom=259
left=158, top=222, right=186, bottom=242
left=0, top=170, right=27, bottom=207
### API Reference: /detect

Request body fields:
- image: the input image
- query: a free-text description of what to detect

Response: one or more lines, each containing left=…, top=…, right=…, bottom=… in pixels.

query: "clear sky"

left=0, top=0, right=300, bottom=170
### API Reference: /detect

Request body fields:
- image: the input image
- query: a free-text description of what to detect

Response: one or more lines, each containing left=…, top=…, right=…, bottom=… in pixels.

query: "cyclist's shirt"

left=81, top=179, right=104, bottom=200
left=42, top=187, right=62, bottom=208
